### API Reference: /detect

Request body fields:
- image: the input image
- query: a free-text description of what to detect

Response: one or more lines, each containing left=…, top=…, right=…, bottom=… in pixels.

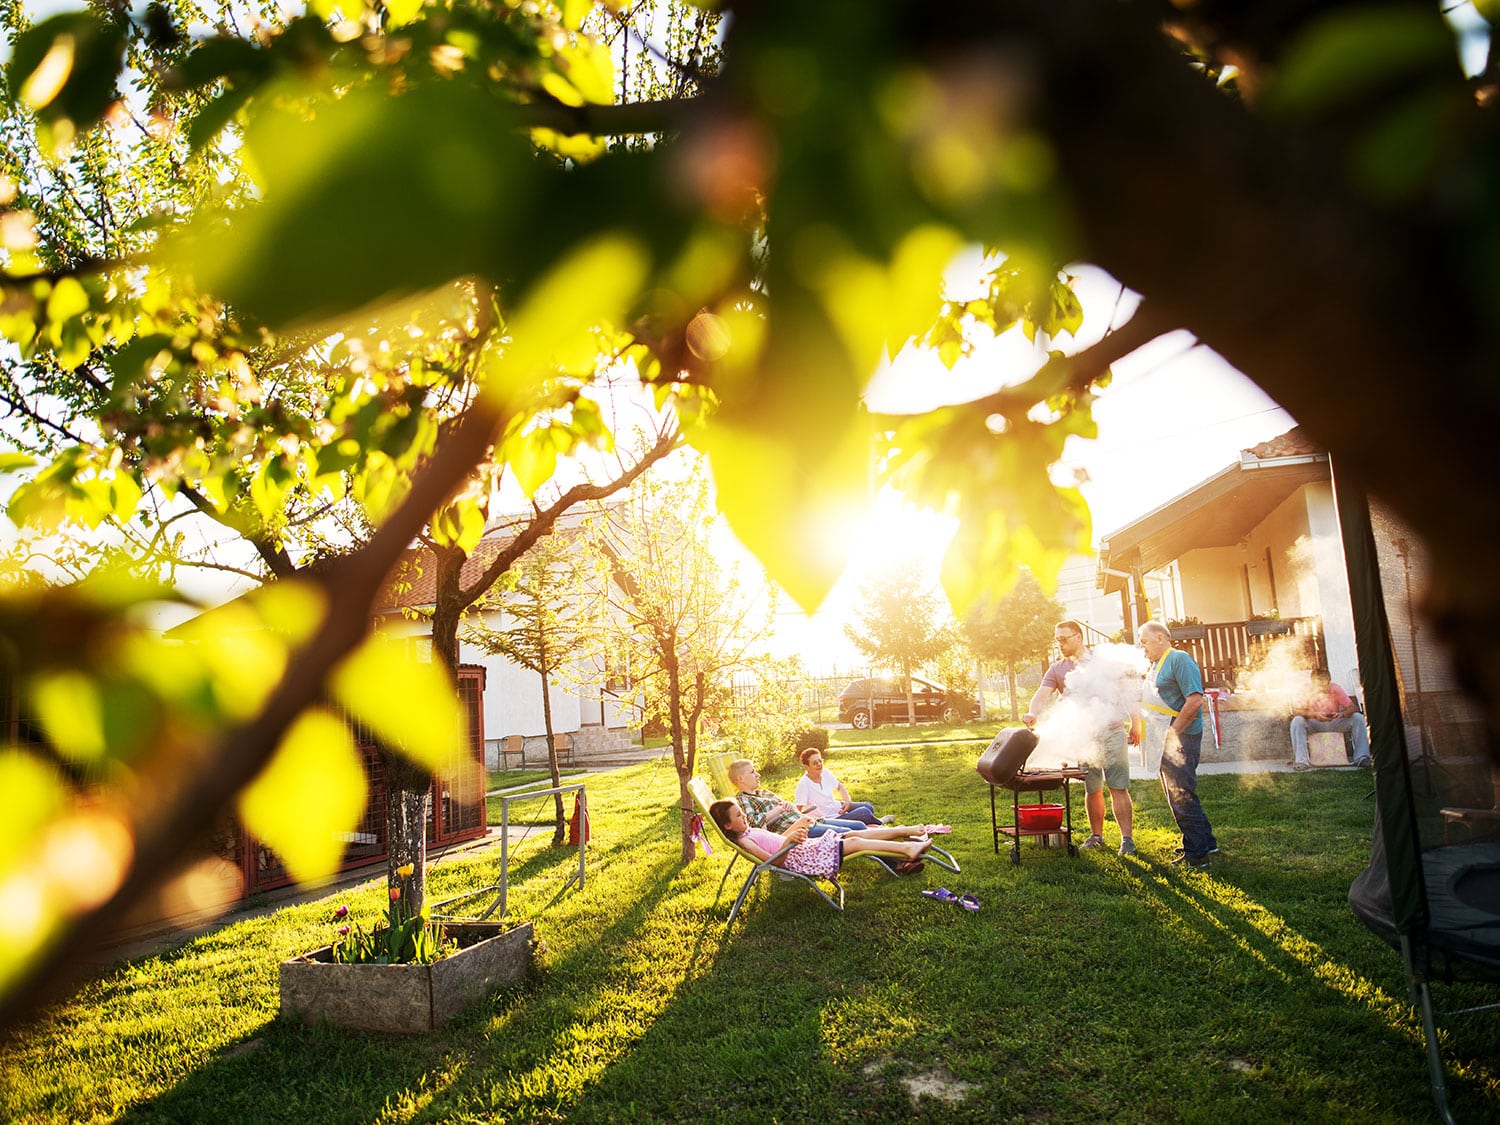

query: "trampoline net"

left=1348, top=502, right=1500, bottom=981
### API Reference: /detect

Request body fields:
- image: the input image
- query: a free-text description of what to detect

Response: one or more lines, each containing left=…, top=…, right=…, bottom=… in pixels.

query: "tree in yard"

left=463, top=509, right=612, bottom=845
left=10, top=0, right=1500, bottom=1031
left=599, top=462, right=774, bottom=863
left=929, top=628, right=979, bottom=710
left=844, top=561, right=954, bottom=725
left=386, top=420, right=679, bottom=903
left=963, top=570, right=1064, bottom=721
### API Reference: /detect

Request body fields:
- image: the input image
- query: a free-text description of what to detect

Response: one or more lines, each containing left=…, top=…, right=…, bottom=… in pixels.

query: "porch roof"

left=1096, top=432, right=1329, bottom=596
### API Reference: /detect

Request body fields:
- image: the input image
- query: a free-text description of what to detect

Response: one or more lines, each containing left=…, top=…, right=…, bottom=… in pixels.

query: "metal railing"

left=430, top=782, right=587, bottom=923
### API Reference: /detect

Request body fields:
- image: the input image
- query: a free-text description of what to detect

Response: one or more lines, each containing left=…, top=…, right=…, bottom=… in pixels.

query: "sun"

left=844, top=487, right=959, bottom=586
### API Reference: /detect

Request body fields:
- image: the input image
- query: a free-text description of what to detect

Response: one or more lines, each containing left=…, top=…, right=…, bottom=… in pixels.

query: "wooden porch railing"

left=1170, top=617, right=1326, bottom=691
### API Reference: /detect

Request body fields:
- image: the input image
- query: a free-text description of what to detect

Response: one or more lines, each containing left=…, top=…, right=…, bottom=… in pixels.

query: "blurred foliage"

left=0, top=0, right=1486, bottom=1019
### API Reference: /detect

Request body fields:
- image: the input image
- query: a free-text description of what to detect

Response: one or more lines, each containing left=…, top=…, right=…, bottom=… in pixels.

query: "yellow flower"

left=396, top=863, right=415, bottom=878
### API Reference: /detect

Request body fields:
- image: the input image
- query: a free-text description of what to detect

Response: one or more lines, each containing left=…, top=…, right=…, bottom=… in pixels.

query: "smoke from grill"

left=1026, top=642, right=1146, bottom=770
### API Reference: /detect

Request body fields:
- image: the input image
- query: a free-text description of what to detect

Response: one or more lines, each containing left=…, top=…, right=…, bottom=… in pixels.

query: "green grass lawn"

left=3, top=746, right=1497, bottom=1123
left=828, top=719, right=1010, bottom=748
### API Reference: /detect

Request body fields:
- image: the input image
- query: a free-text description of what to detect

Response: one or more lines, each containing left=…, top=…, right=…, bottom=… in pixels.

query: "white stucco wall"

left=376, top=611, right=631, bottom=753
left=1055, top=553, right=1126, bottom=637
left=1178, top=545, right=1246, bottom=622
left=1243, top=488, right=1313, bottom=618
left=1302, top=481, right=1360, bottom=693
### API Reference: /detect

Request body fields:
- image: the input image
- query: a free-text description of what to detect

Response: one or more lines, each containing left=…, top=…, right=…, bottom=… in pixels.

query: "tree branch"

left=0, top=391, right=512, bottom=1032
left=456, top=425, right=681, bottom=605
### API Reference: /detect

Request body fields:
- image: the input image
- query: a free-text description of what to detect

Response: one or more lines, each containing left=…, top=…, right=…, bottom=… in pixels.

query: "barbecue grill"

left=976, top=727, right=1085, bottom=864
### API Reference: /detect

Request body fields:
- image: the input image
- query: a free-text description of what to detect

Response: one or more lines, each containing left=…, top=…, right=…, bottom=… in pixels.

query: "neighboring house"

left=373, top=521, right=639, bottom=771
left=1053, top=553, right=1125, bottom=641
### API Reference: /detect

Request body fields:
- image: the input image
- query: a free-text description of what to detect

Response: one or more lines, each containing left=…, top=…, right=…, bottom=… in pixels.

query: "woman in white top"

left=793, top=748, right=882, bottom=826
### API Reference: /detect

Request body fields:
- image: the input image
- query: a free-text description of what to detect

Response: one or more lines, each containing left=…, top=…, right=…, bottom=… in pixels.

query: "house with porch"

left=1094, top=429, right=1356, bottom=761
left=1093, top=427, right=1481, bottom=767
left=1096, top=428, right=1355, bottom=690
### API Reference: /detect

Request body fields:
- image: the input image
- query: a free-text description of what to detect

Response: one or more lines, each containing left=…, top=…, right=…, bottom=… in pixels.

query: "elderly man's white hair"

left=1139, top=621, right=1173, bottom=641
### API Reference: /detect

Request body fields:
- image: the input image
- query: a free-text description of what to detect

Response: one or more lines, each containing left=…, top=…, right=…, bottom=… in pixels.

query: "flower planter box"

left=1246, top=619, right=1292, bottom=636
left=280, top=920, right=533, bottom=1033
left=1168, top=625, right=1206, bottom=639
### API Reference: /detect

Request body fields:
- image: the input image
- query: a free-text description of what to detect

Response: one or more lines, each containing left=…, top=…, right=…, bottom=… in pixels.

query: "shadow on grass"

left=21, top=759, right=1500, bottom=1124
left=109, top=809, right=694, bottom=1124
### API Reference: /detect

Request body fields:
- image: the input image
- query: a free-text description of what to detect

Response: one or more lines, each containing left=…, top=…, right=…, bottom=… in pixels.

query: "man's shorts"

left=1085, top=725, right=1130, bottom=794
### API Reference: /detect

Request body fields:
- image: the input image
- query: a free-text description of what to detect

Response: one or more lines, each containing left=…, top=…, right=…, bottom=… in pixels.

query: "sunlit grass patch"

left=1, top=750, right=1497, bottom=1124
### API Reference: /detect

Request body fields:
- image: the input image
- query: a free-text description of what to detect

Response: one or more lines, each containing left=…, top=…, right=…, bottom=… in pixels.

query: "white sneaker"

left=1118, top=837, right=1137, bottom=857
left=1080, top=834, right=1104, bottom=849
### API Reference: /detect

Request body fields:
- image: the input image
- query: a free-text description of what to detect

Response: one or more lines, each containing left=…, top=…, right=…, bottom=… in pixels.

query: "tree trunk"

left=1007, top=666, right=1019, bottom=722
left=660, top=642, right=696, bottom=863
left=539, top=633, right=567, bottom=845
left=393, top=544, right=465, bottom=911
left=383, top=753, right=430, bottom=917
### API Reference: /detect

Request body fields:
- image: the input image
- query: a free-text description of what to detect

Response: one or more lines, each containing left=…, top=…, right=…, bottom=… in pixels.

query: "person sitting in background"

left=728, top=758, right=870, bottom=837
left=1289, top=669, right=1372, bottom=770
left=708, top=800, right=933, bottom=877
left=793, top=748, right=883, bottom=826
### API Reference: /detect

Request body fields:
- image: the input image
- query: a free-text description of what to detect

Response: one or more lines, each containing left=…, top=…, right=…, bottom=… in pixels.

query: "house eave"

left=1097, top=453, right=1330, bottom=595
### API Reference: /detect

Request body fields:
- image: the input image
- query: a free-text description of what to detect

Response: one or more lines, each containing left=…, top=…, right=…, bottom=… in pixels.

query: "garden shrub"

left=789, top=726, right=829, bottom=753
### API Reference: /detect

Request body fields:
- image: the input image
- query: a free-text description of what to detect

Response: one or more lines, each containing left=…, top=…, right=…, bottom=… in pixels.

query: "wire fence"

left=726, top=665, right=1047, bottom=724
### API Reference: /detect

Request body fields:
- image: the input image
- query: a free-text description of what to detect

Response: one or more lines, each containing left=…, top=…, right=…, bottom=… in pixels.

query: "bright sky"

left=761, top=259, right=1298, bottom=670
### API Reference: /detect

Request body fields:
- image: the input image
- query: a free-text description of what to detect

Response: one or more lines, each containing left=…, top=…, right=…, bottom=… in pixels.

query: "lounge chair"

left=687, top=777, right=961, bottom=928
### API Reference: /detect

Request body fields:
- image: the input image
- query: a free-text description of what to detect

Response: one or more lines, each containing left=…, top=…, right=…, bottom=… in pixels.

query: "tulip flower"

left=333, top=905, right=349, bottom=920
left=396, top=863, right=415, bottom=878
left=390, top=886, right=402, bottom=901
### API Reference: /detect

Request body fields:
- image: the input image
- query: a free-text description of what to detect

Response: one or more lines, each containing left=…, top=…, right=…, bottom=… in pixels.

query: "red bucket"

left=1016, top=803, right=1064, bottom=832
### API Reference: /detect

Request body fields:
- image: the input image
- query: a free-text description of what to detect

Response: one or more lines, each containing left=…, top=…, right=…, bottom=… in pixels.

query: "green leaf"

left=549, top=39, right=615, bottom=106
left=106, top=471, right=143, bottom=522
left=383, top=0, right=425, bottom=29
left=486, top=234, right=651, bottom=407
left=1351, top=87, right=1457, bottom=201
left=352, top=452, right=408, bottom=524
left=505, top=426, right=561, bottom=498
left=44, top=277, right=90, bottom=322
left=172, top=601, right=295, bottom=721
left=0, top=453, right=37, bottom=473
left=816, top=225, right=962, bottom=369
left=238, top=709, right=368, bottom=886
left=8, top=476, right=70, bottom=529
left=249, top=579, right=327, bottom=646
left=186, top=84, right=255, bottom=153
left=1267, top=6, right=1455, bottom=115
left=0, top=752, right=68, bottom=868
left=171, top=78, right=542, bottom=329
left=6, top=12, right=127, bottom=135
left=30, top=671, right=106, bottom=762
left=329, top=634, right=465, bottom=778
left=173, top=35, right=268, bottom=90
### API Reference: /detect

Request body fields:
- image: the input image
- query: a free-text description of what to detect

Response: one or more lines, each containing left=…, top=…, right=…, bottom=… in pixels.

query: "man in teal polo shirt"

left=1138, top=621, right=1219, bottom=868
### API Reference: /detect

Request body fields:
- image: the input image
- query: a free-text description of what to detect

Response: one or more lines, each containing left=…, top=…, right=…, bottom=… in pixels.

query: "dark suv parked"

left=837, top=676, right=979, bottom=729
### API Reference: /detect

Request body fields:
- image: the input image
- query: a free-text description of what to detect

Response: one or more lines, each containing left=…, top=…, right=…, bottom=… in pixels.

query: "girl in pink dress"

left=709, top=800, right=933, bottom=877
